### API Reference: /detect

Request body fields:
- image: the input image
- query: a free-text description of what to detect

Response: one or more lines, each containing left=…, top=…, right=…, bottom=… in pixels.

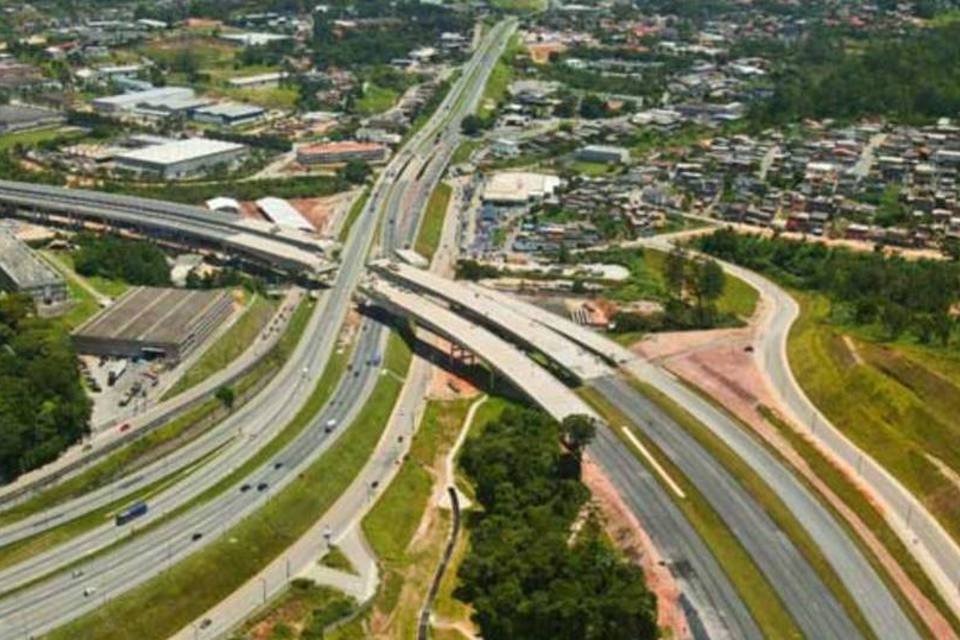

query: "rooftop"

left=116, top=139, right=246, bottom=167
left=0, top=229, right=64, bottom=290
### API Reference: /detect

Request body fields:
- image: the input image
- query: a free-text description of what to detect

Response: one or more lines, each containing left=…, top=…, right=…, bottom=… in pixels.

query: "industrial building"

left=72, top=287, right=233, bottom=362
left=114, top=138, right=247, bottom=179
left=228, top=71, right=288, bottom=89
left=192, top=103, right=265, bottom=128
left=482, top=171, right=562, bottom=205
left=577, top=144, right=631, bottom=164
left=0, top=104, right=65, bottom=134
left=256, top=197, right=315, bottom=233
left=296, top=141, right=389, bottom=165
left=0, top=229, right=68, bottom=305
left=92, top=86, right=197, bottom=114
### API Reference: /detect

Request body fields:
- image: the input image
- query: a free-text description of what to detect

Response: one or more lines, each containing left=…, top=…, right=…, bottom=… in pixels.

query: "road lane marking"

left=621, top=427, right=686, bottom=499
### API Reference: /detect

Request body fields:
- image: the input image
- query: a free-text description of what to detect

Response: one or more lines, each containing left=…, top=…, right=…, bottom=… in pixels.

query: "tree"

left=560, top=414, right=596, bottom=458
left=579, top=93, right=608, bottom=119
left=663, top=247, right=687, bottom=299
left=339, top=160, right=371, bottom=185
left=461, top=114, right=484, bottom=136
left=215, top=385, right=236, bottom=411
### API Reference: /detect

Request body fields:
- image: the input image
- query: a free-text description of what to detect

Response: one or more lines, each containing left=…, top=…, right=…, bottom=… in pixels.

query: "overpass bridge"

left=0, top=180, right=337, bottom=278
left=361, top=277, right=596, bottom=422
left=370, top=259, right=614, bottom=381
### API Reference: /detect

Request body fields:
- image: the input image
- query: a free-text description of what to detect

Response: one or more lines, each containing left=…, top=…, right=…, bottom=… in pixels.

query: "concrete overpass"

left=370, top=259, right=613, bottom=381
left=0, top=180, right=337, bottom=278
left=361, top=277, right=596, bottom=422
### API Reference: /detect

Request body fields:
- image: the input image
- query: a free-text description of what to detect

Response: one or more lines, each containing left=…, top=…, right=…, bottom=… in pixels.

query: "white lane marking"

left=621, top=426, right=687, bottom=500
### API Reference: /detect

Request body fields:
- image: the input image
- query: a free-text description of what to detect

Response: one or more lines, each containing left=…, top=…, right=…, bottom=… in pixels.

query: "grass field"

left=48, top=331, right=411, bottom=640
left=163, top=293, right=275, bottom=399
left=788, top=291, right=960, bottom=543
left=0, top=127, right=82, bottom=151
left=580, top=387, right=804, bottom=639
left=477, top=35, right=521, bottom=118
left=451, top=140, right=481, bottom=165
left=46, top=250, right=129, bottom=299
left=414, top=182, right=453, bottom=261
left=355, top=83, right=400, bottom=116
left=228, top=580, right=355, bottom=640
left=643, top=248, right=759, bottom=320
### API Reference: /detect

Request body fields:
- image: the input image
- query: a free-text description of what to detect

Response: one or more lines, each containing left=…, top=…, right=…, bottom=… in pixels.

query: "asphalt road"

left=588, top=425, right=762, bottom=640
left=0, top=20, right=517, bottom=640
left=596, top=375, right=866, bottom=638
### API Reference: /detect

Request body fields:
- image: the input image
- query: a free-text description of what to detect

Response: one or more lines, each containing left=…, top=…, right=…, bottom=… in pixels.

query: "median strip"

left=620, top=426, right=686, bottom=499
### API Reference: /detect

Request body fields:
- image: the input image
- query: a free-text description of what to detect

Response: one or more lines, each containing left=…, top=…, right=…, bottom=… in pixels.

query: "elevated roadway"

left=370, top=259, right=611, bottom=381
left=362, top=277, right=596, bottom=422
left=0, top=180, right=335, bottom=276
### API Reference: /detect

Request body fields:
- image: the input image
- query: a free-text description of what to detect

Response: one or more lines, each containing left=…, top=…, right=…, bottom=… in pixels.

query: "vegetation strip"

left=414, top=182, right=453, bottom=261
left=47, top=331, right=411, bottom=640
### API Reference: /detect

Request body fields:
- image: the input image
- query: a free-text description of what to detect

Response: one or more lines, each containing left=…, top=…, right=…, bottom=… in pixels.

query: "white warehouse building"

left=114, top=138, right=247, bottom=180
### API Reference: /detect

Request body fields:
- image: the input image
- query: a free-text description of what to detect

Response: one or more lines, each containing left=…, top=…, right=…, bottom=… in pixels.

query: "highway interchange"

left=0, top=19, right=516, bottom=639
left=0, top=15, right=950, bottom=640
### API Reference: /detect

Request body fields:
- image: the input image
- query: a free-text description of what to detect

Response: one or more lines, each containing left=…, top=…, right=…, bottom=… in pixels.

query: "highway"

left=0, top=20, right=517, bottom=639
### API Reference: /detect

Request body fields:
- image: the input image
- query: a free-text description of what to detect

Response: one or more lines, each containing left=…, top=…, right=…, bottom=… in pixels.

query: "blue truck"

left=115, top=501, right=148, bottom=526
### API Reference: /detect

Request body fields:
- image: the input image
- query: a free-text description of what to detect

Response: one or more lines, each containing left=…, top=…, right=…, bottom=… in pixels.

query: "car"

left=273, top=461, right=284, bottom=470
left=118, top=423, right=131, bottom=432
left=191, top=532, right=203, bottom=542
left=71, top=569, right=84, bottom=579
left=257, top=482, right=268, bottom=492
left=83, top=587, right=96, bottom=597
left=199, top=618, right=212, bottom=630
left=240, top=484, right=251, bottom=493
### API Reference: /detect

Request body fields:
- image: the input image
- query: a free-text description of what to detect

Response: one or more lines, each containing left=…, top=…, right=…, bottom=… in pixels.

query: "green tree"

left=215, top=385, right=236, bottom=411
left=339, top=160, right=371, bottom=185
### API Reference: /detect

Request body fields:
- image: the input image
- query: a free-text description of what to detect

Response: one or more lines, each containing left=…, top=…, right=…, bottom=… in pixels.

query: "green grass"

left=489, top=0, right=546, bottom=14
left=338, top=188, right=370, bottom=243
left=568, top=160, right=619, bottom=176
left=319, top=545, right=357, bottom=574
left=57, top=273, right=102, bottom=330
left=787, top=291, right=960, bottom=544
left=355, top=83, right=400, bottom=116
left=218, top=85, right=299, bottom=110
left=227, top=580, right=356, bottom=640
left=414, top=182, right=453, bottom=261
left=619, top=379, right=879, bottom=640
left=478, top=34, right=521, bottom=118
left=0, top=127, right=81, bottom=151
left=45, top=250, right=130, bottom=300
left=580, top=386, right=804, bottom=640
left=163, top=293, right=275, bottom=399
left=643, top=248, right=759, bottom=320
left=452, top=140, right=481, bottom=165
left=49, top=331, right=411, bottom=640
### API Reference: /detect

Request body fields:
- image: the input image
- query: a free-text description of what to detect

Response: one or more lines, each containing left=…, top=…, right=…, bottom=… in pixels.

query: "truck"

left=115, top=501, right=148, bottom=526
left=107, top=359, right=128, bottom=387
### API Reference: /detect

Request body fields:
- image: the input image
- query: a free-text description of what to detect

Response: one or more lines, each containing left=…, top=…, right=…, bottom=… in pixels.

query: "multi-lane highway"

left=0, top=20, right=516, bottom=640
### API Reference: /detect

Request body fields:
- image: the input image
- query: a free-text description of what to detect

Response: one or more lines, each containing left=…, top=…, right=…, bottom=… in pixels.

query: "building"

left=92, top=86, right=196, bottom=114
left=220, top=32, right=292, bottom=47
left=114, top=138, right=247, bottom=179
left=577, top=144, right=631, bottom=164
left=228, top=71, right=288, bottom=88
left=256, top=197, right=315, bottom=233
left=483, top=172, right=562, bottom=205
left=205, top=196, right=242, bottom=214
left=296, top=141, right=388, bottom=165
left=192, top=103, right=266, bottom=127
left=71, top=287, right=233, bottom=362
left=0, top=104, right=65, bottom=133
left=0, top=230, right=68, bottom=305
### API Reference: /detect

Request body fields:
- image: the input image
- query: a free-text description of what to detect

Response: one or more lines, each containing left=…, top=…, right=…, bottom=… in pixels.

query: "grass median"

left=579, top=386, right=803, bottom=640
left=48, top=330, right=411, bottom=640
left=338, top=189, right=370, bottom=243
left=620, top=379, right=878, bottom=640
left=414, top=182, right=453, bottom=261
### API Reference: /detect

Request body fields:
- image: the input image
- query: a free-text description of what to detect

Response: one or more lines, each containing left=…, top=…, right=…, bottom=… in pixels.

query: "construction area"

left=71, top=286, right=233, bottom=362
